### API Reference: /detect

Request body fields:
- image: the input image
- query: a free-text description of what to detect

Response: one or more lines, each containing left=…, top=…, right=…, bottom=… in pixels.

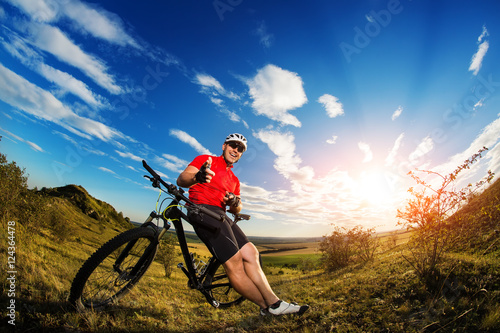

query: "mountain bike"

left=68, top=160, right=249, bottom=311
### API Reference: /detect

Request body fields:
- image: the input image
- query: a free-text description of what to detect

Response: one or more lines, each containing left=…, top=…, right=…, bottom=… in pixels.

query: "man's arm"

left=176, top=165, right=200, bottom=188
left=177, top=157, right=214, bottom=188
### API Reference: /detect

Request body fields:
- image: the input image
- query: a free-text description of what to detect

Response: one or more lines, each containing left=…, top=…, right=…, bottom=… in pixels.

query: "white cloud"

left=224, top=109, right=241, bottom=123
left=251, top=128, right=400, bottom=232
left=98, top=166, right=116, bottom=174
left=358, top=142, right=373, bottom=163
left=52, top=130, right=77, bottom=145
left=247, top=64, right=307, bottom=127
left=391, top=105, right=403, bottom=121
left=434, top=116, right=500, bottom=177
left=0, top=63, right=124, bottom=141
left=248, top=212, right=274, bottom=220
left=411, top=117, right=500, bottom=193
left=409, top=136, right=434, bottom=165
left=486, top=142, right=500, bottom=178
left=326, top=135, right=338, bottom=145
left=254, top=128, right=324, bottom=194
left=1, top=31, right=41, bottom=62
left=162, top=153, right=188, bottom=166
left=473, top=98, right=484, bottom=110
left=6, top=0, right=59, bottom=22
left=255, top=21, right=274, bottom=49
left=194, top=73, right=243, bottom=124
left=26, top=141, right=43, bottom=152
left=469, top=41, right=489, bottom=75
left=254, top=129, right=301, bottom=177
left=154, top=153, right=189, bottom=173
left=318, top=94, right=344, bottom=118
left=62, top=0, right=140, bottom=48
left=385, top=133, right=405, bottom=166
left=169, top=129, right=213, bottom=155
left=196, top=73, right=225, bottom=94
left=7, top=0, right=140, bottom=48
left=2, top=33, right=106, bottom=108
left=0, top=126, right=44, bottom=152
left=478, top=25, right=489, bottom=43
left=210, top=97, right=223, bottom=106
left=115, top=150, right=143, bottom=162
left=52, top=130, right=107, bottom=156
left=25, top=22, right=122, bottom=94
left=40, top=63, right=106, bottom=107
left=195, top=73, right=239, bottom=100
left=469, top=26, right=489, bottom=76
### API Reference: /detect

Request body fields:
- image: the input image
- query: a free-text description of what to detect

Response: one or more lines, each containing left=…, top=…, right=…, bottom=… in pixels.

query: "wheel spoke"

left=69, top=228, right=157, bottom=311
left=203, top=260, right=244, bottom=308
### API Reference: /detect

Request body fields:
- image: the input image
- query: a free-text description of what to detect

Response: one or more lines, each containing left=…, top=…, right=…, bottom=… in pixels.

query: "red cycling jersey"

left=188, top=155, right=240, bottom=210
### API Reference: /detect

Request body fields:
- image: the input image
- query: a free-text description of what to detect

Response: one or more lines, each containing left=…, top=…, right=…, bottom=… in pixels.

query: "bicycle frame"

left=69, top=160, right=246, bottom=311
left=134, top=159, right=246, bottom=308
left=137, top=196, right=223, bottom=308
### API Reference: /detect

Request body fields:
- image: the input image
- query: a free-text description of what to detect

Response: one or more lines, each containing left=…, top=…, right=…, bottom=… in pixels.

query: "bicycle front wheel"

left=203, top=259, right=245, bottom=308
left=69, top=227, right=158, bottom=311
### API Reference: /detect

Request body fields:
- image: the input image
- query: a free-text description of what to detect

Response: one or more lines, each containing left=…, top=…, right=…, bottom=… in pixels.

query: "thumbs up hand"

left=195, top=157, right=215, bottom=183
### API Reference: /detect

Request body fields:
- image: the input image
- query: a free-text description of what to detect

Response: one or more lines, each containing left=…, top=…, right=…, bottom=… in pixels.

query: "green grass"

left=262, top=254, right=321, bottom=267
left=4, top=222, right=498, bottom=332
left=1, top=180, right=500, bottom=332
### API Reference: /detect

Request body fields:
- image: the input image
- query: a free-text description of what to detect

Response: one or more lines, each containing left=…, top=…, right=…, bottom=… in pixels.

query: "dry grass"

left=3, top=216, right=499, bottom=332
left=257, top=242, right=319, bottom=257
left=1, top=184, right=499, bottom=332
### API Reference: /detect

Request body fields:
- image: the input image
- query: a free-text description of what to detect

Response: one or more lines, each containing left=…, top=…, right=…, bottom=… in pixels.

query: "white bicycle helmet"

left=224, top=133, right=247, bottom=152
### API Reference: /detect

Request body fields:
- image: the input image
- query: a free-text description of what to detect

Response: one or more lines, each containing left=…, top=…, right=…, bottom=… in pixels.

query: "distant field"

left=180, top=229, right=412, bottom=269
left=262, top=253, right=322, bottom=267
left=184, top=230, right=411, bottom=261
left=256, top=241, right=319, bottom=256
left=182, top=242, right=212, bottom=258
left=376, top=229, right=412, bottom=246
left=184, top=239, right=320, bottom=259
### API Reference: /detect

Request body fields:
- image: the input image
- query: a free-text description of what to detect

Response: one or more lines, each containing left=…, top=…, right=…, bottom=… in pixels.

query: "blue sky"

left=1, top=0, right=499, bottom=237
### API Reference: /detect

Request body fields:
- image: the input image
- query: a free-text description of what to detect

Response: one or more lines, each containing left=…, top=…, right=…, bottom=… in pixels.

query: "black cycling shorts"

left=188, top=204, right=249, bottom=264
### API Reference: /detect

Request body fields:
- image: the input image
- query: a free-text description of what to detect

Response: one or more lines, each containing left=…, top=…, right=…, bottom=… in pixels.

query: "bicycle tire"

left=69, top=227, right=158, bottom=311
left=203, top=259, right=245, bottom=308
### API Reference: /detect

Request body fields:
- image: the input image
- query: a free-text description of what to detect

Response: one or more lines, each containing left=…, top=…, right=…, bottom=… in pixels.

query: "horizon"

left=1, top=0, right=499, bottom=237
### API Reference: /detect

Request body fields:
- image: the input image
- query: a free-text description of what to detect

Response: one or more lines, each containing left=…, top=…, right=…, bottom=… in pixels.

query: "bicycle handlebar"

left=142, top=160, right=226, bottom=222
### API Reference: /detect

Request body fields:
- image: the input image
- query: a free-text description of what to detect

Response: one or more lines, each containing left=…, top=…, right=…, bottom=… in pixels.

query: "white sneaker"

left=268, top=300, right=309, bottom=315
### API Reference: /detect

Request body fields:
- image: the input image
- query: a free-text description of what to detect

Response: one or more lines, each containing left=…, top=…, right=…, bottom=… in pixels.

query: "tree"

left=156, top=234, right=177, bottom=278
left=0, top=143, right=28, bottom=223
left=397, top=147, right=494, bottom=281
left=0, top=149, right=48, bottom=230
left=320, top=225, right=378, bottom=272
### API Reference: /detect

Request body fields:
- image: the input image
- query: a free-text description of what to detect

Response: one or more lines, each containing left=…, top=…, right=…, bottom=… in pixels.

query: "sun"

left=355, top=169, right=395, bottom=206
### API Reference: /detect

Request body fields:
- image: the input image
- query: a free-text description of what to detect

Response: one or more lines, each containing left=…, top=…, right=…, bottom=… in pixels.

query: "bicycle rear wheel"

left=69, top=227, right=158, bottom=311
left=203, top=259, right=245, bottom=308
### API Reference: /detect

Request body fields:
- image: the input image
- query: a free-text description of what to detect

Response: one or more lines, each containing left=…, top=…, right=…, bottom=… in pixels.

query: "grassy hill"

left=1, top=159, right=499, bottom=331
left=40, top=184, right=132, bottom=231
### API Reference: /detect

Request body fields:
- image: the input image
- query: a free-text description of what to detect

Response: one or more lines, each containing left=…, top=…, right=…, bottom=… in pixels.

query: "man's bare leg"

left=223, top=251, right=268, bottom=309
left=223, top=243, right=309, bottom=315
left=239, top=242, right=279, bottom=307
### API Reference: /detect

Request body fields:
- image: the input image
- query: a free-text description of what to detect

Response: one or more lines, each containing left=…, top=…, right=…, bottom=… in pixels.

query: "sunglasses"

left=226, top=141, right=245, bottom=153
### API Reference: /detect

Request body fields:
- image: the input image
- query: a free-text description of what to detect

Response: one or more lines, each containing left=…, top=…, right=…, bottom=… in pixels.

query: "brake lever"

left=144, top=175, right=161, bottom=188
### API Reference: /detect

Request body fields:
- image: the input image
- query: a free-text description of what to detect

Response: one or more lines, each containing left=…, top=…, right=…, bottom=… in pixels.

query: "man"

left=177, top=133, right=309, bottom=316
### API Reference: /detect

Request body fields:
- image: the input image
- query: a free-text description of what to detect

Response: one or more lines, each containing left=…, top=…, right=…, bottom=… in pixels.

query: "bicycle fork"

left=113, top=212, right=164, bottom=279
